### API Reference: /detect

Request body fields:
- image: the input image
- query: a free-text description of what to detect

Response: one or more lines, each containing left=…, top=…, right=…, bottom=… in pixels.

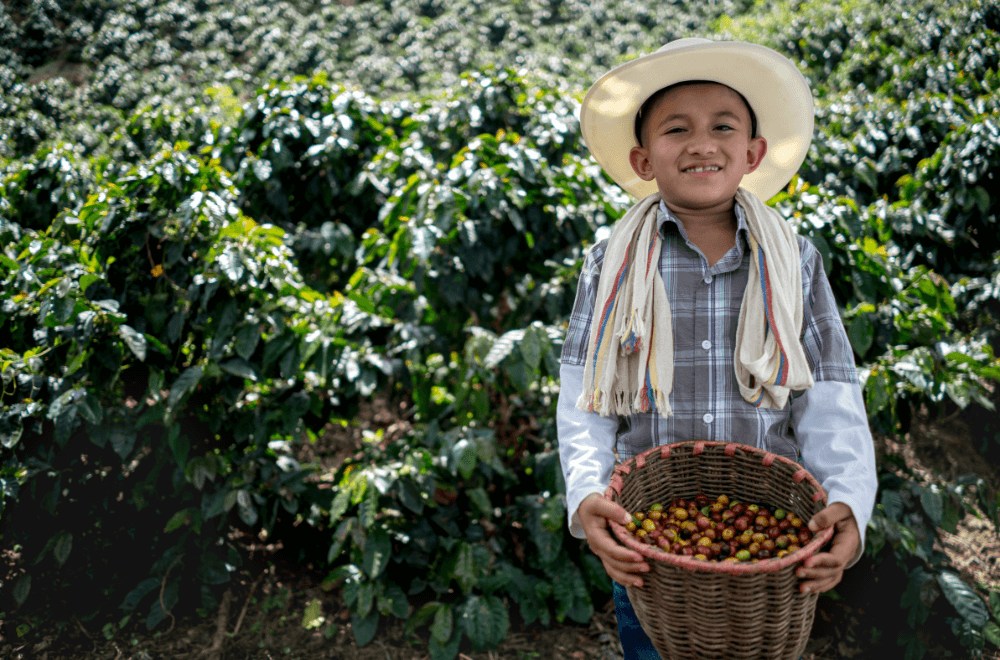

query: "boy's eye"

left=716, top=124, right=735, bottom=132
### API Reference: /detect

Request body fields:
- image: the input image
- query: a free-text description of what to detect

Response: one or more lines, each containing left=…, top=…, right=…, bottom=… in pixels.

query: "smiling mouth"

left=684, top=166, right=721, bottom=173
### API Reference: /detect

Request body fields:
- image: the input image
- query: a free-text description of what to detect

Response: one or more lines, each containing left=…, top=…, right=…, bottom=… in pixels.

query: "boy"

left=557, top=38, right=878, bottom=658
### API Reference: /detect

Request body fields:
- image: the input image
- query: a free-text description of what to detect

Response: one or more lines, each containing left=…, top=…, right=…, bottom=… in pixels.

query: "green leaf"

left=13, top=574, right=30, bottom=607
left=989, top=590, right=1000, bottom=621
left=362, top=528, right=391, bottom=578
left=110, top=426, right=137, bottom=459
left=429, top=627, right=461, bottom=660
left=451, top=438, right=477, bottom=480
left=431, top=603, right=453, bottom=644
left=53, top=531, right=72, bottom=567
left=519, top=326, right=543, bottom=371
left=329, top=488, right=352, bottom=523
left=552, top=561, right=591, bottom=623
left=848, top=314, right=874, bottom=357
left=466, top=487, right=492, bottom=517
left=459, top=594, right=508, bottom=651
left=77, top=393, right=103, bottom=425
left=920, top=487, right=943, bottom=527
left=984, top=622, right=1000, bottom=649
left=302, top=599, right=324, bottom=630
left=168, top=426, right=189, bottom=469
left=937, top=571, right=989, bottom=628
left=327, top=519, right=354, bottom=564
left=377, top=581, right=409, bottom=619
left=220, top=358, right=257, bottom=381
left=236, top=490, right=258, bottom=527
left=452, top=542, right=477, bottom=594
left=881, top=490, right=904, bottom=522
left=1, top=418, right=23, bottom=449
left=145, top=581, right=179, bottom=630
left=234, top=325, right=260, bottom=360
left=165, top=510, right=190, bottom=533
left=118, top=324, right=147, bottom=361
left=356, top=580, right=376, bottom=619
left=168, top=366, right=203, bottom=409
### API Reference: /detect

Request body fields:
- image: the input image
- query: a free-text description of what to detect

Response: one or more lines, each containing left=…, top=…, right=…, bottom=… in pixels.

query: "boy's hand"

left=796, top=502, right=860, bottom=594
left=578, top=493, right=650, bottom=587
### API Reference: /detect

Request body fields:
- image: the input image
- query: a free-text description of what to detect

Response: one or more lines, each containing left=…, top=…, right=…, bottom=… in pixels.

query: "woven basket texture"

left=605, top=441, right=833, bottom=660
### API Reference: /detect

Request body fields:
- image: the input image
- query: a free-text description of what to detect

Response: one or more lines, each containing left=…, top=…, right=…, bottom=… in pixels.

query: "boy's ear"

left=629, top=145, right=656, bottom=181
left=745, top=137, right=768, bottom=174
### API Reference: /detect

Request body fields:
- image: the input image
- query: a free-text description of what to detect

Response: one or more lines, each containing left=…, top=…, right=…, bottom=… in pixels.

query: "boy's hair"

left=633, top=80, right=759, bottom=147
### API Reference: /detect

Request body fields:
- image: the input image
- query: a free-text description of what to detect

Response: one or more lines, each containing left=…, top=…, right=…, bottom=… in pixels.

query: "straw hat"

left=579, top=38, right=814, bottom=201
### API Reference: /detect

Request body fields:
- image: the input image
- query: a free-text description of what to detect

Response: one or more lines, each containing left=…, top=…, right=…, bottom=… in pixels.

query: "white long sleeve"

left=557, top=362, right=619, bottom=539
left=792, top=379, right=878, bottom=567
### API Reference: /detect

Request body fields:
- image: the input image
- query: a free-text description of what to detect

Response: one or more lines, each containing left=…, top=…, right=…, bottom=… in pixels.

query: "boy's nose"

left=685, top=133, right=718, bottom=154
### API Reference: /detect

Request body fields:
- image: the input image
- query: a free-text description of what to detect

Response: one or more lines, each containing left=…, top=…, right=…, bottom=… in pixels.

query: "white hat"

left=579, top=38, right=814, bottom=201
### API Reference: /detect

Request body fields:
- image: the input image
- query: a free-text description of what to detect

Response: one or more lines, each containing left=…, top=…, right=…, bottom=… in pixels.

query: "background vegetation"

left=1, top=0, right=999, bottom=657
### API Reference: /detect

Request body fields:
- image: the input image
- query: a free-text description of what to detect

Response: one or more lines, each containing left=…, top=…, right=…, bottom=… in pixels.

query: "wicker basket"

left=604, top=440, right=835, bottom=660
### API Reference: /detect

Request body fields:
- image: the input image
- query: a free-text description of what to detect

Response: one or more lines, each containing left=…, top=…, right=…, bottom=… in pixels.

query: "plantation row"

left=1, top=0, right=1000, bottom=657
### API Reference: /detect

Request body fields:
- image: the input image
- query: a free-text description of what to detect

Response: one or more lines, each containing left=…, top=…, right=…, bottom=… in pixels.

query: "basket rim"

left=604, top=440, right=835, bottom=574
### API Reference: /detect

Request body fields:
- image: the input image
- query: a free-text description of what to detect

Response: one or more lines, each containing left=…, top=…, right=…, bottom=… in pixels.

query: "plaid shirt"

left=561, top=201, right=858, bottom=462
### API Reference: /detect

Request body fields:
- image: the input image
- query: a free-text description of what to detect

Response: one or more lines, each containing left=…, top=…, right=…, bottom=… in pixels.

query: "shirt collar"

left=655, top=199, right=750, bottom=271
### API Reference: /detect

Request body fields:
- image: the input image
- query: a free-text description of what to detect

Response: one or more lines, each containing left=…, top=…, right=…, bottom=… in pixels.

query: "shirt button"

left=701, top=340, right=712, bottom=350
left=704, top=276, right=713, bottom=284
left=703, top=413, right=714, bottom=424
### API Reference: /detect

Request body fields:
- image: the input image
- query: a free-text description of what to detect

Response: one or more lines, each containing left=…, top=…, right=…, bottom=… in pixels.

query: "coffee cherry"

left=721, top=527, right=735, bottom=541
left=626, top=521, right=637, bottom=532
left=751, top=532, right=767, bottom=544
left=635, top=511, right=646, bottom=521
left=747, top=542, right=761, bottom=555
left=649, top=509, right=663, bottom=521
left=761, top=539, right=776, bottom=553
left=674, top=508, right=689, bottom=521
left=798, top=529, right=812, bottom=544
left=717, top=494, right=730, bottom=506
left=755, top=515, right=769, bottom=528
left=767, top=527, right=781, bottom=540
left=774, top=508, right=786, bottom=520
left=735, top=549, right=751, bottom=561
left=789, top=517, right=803, bottom=528
left=775, top=535, right=789, bottom=549
left=649, top=503, right=664, bottom=512
left=697, top=516, right=712, bottom=531
left=642, top=519, right=656, bottom=532
left=746, top=504, right=760, bottom=515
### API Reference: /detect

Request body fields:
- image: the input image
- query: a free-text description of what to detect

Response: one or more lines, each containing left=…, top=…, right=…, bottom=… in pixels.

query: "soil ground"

left=2, top=404, right=999, bottom=660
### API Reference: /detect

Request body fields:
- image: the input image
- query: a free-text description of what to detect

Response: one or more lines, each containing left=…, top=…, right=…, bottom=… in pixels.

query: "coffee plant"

left=1, top=0, right=999, bottom=657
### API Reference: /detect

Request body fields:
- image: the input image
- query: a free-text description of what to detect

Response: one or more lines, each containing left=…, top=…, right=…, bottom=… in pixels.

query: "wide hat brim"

left=579, top=38, right=814, bottom=201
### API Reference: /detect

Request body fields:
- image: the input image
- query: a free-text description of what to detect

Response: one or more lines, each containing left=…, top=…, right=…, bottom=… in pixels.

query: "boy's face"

left=628, top=83, right=767, bottom=216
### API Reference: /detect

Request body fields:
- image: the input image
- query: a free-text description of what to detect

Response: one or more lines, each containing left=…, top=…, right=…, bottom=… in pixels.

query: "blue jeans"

left=612, top=581, right=803, bottom=660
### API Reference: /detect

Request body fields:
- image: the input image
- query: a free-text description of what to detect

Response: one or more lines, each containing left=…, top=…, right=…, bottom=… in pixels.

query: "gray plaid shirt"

left=560, top=201, right=858, bottom=462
